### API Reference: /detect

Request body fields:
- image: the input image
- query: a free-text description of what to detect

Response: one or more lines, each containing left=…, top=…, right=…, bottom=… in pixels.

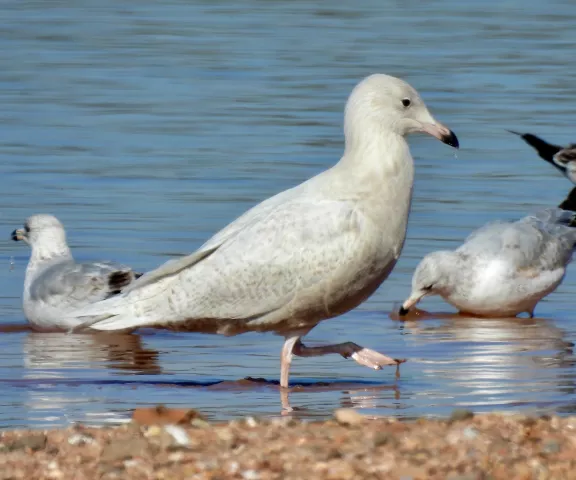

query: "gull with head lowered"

left=72, top=74, right=459, bottom=387
left=400, top=208, right=576, bottom=318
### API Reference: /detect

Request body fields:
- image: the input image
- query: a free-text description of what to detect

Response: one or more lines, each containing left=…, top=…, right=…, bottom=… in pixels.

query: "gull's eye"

left=423, top=284, right=433, bottom=291
left=402, top=98, right=411, bottom=108
left=24, top=224, right=31, bottom=233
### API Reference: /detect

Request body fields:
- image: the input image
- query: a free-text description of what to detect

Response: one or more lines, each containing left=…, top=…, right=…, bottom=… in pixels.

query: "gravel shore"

left=1, top=406, right=575, bottom=479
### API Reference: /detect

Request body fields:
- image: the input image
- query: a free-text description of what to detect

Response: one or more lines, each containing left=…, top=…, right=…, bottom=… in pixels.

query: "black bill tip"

left=398, top=306, right=410, bottom=316
left=11, top=229, right=20, bottom=242
left=442, top=130, right=459, bottom=149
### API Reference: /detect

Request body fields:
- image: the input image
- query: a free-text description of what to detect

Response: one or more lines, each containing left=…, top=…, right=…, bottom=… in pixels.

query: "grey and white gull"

left=71, top=74, right=459, bottom=387
left=12, top=214, right=141, bottom=331
left=399, top=208, right=576, bottom=318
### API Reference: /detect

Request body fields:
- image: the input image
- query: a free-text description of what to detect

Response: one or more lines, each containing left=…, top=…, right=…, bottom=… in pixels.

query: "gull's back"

left=458, top=209, right=576, bottom=272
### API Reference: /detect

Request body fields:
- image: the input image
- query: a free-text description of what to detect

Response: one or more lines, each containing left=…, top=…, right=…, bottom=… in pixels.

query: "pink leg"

left=280, top=335, right=301, bottom=388
left=292, top=339, right=404, bottom=371
left=280, top=336, right=404, bottom=388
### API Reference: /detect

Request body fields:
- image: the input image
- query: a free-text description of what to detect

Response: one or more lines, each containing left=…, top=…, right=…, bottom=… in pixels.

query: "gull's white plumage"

left=12, top=214, right=140, bottom=331
left=401, top=208, right=576, bottom=317
left=70, top=74, right=458, bottom=387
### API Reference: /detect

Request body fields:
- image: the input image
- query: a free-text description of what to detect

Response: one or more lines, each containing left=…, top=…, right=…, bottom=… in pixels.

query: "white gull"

left=400, top=208, right=576, bottom=318
left=71, top=74, right=459, bottom=387
left=12, top=214, right=141, bottom=331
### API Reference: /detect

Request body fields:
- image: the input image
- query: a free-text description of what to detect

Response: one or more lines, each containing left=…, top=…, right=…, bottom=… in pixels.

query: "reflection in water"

left=396, top=312, right=574, bottom=409
left=22, top=332, right=160, bottom=425
left=339, top=385, right=402, bottom=412
left=23, top=332, right=161, bottom=376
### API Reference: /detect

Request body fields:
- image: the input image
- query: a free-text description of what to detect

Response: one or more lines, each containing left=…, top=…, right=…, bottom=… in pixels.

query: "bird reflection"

left=277, top=377, right=402, bottom=415
left=338, top=384, right=402, bottom=411
left=23, top=331, right=161, bottom=376
left=20, top=331, right=161, bottom=425
left=393, top=309, right=574, bottom=395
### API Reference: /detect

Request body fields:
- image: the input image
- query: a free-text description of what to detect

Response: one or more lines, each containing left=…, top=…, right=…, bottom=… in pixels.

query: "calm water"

left=1, top=0, right=576, bottom=429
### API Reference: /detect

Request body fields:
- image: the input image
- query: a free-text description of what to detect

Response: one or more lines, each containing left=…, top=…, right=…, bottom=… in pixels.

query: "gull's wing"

left=458, top=209, right=576, bottom=271
left=73, top=197, right=385, bottom=332
left=122, top=184, right=302, bottom=293
left=30, top=260, right=138, bottom=311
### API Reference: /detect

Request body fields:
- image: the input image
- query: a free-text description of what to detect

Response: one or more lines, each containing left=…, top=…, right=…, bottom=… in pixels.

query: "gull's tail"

left=69, top=286, right=169, bottom=333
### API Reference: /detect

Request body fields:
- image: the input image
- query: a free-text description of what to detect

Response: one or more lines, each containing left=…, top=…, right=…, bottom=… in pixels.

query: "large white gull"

left=72, top=74, right=459, bottom=387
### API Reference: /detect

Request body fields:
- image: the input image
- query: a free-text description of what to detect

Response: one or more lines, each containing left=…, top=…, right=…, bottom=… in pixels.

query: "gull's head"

left=398, top=251, right=456, bottom=316
left=553, top=146, right=576, bottom=184
left=12, top=214, right=67, bottom=249
left=345, top=74, right=459, bottom=148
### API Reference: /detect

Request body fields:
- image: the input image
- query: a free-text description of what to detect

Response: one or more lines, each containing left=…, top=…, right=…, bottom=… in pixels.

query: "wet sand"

left=0, top=406, right=575, bottom=479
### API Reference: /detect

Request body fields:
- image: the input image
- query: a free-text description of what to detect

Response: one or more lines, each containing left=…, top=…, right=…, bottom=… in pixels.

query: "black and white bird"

left=510, top=130, right=576, bottom=211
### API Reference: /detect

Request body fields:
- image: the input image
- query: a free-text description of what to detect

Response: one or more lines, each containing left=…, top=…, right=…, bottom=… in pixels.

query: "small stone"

left=190, top=418, right=211, bottom=429
left=373, top=431, right=394, bottom=447
left=99, top=465, right=125, bottom=478
left=449, top=409, right=474, bottom=423
left=101, top=437, right=150, bottom=463
left=520, top=416, right=537, bottom=427
left=565, top=416, right=576, bottom=429
left=397, top=467, right=427, bottom=479
left=325, top=448, right=342, bottom=460
left=227, top=461, right=239, bottom=474
left=164, top=425, right=190, bottom=447
left=245, top=417, right=258, bottom=428
left=446, top=475, right=480, bottom=480
left=334, top=408, right=365, bottom=426
left=463, top=426, right=478, bottom=439
left=409, top=448, right=431, bottom=465
left=216, top=428, right=234, bottom=441
left=8, top=433, right=47, bottom=452
left=270, top=416, right=298, bottom=427
left=68, top=433, right=95, bottom=446
left=168, top=451, right=184, bottom=462
left=132, top=405, right=205, bottom=426
left=541, top=439, right=561, bottom=454
left=46, top=446, right=60, bottom=455
left=143, top=425, right=162, bottom=437
left=242, top=470, right=260, bottom=480
left=196, top=459, right=219, bottom=471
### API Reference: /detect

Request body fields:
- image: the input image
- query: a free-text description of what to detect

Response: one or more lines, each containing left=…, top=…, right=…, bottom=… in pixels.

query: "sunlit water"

left=1, top=0, right=576, bottom=428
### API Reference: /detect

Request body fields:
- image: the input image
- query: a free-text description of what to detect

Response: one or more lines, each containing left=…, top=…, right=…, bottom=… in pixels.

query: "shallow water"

left=1, top=0, right=576, bottom=428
